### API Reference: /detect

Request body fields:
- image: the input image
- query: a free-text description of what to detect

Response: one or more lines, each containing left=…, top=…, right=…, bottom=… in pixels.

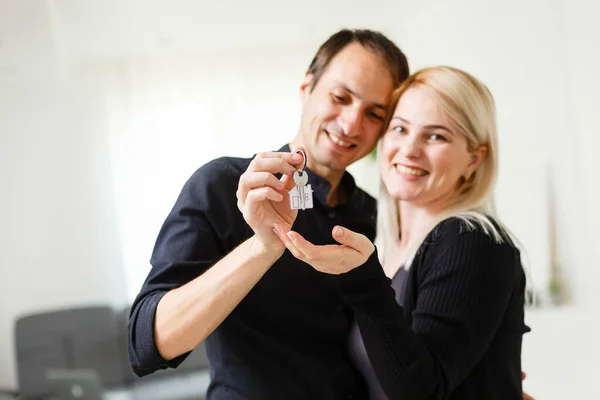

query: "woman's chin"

left=387, top=187, right=422, bottom=203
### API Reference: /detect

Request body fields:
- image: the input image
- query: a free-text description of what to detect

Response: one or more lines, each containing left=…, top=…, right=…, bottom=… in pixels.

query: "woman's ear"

left=299, top=73, right=315, bottom=103
left=467, top=146, right=488, bottom=176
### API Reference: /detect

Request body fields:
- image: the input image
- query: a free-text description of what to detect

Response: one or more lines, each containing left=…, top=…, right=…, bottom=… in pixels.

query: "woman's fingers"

left=331, top=226, right=373, bottom=256
left=273, top=224, right=307, bottom=261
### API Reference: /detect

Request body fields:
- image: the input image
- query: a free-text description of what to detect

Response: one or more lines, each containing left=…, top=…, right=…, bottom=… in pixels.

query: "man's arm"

left=128, top=152, right=301, bottom=377
left=153, top=235, right=281, bottom=361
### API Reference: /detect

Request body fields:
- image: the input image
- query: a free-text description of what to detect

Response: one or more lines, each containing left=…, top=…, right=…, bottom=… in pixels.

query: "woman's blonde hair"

left=375, top=66, right=507, bottom=268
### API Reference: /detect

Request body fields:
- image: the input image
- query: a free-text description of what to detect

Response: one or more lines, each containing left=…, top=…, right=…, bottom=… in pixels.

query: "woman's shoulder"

left=407, top=215, right=524, bottom=287
left=431, top=213, right=511, bottom=242
left=420, top=213, right=521, bottom=263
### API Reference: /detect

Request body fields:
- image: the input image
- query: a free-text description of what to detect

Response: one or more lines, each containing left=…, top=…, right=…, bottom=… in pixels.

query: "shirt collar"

left=277, top=144, right=359, bottom=208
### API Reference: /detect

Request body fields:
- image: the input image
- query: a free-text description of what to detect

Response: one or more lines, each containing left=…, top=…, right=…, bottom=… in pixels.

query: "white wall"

left=0, top=78, right=127, bottom=388
left=79, top=46, right=315, bottom=300
left=562, top=0, right=600, bottom=309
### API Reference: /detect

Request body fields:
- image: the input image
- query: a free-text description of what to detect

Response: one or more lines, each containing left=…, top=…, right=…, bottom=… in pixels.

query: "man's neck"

left=312, top=163, right=346, bottom=208
left=326, top=179, right=345, bottom=207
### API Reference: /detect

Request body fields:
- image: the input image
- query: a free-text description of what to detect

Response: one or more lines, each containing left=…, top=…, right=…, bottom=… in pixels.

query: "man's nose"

left=338, top=108, right=363, bottom=137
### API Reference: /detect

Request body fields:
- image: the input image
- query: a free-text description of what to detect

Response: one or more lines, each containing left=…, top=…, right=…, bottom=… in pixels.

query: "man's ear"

left=299, top=73, right=315, bottom=103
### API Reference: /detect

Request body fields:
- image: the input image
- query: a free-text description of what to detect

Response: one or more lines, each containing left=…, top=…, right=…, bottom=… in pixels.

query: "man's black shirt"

left=128, top=144, right=377, bottom=400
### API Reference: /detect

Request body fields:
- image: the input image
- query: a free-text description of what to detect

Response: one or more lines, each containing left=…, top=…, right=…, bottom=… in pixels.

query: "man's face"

left=297, top=43, right=395, bottom=175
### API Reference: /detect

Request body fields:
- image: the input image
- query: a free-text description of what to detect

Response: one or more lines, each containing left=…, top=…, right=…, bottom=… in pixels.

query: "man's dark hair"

left=306, top=29, right=410, bottom=91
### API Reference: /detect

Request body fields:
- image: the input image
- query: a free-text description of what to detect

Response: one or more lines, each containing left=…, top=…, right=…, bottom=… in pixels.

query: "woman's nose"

left=400, top=135, right=422, bottom=158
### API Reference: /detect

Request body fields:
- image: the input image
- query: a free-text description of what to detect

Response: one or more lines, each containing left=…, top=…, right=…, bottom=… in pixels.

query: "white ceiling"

left=0, top=0, right=409, bottom=83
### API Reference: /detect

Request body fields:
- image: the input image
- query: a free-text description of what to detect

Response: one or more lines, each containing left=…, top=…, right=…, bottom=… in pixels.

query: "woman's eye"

left=430, top=134, right=447, bottom=141
left=393, top=126, right=404, bottom=133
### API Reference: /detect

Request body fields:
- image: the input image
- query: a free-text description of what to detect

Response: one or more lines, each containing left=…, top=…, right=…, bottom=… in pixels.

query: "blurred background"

left=0, top=0, right=598, bottom=398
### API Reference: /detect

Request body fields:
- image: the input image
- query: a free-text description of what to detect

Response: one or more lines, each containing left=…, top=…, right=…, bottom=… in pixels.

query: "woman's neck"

left=398, top=203, right=439, bottom=249
left=384, top=192, right=463, bottom=278
left=383, top=200, right=449, bottom=277
left=398, top=190, right=460, bottom=247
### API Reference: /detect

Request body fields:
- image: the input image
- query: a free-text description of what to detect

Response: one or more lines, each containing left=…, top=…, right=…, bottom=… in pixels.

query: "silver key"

left=293, top=170, right=308, bottom=186
left=289, top=166, right=313, bottom=210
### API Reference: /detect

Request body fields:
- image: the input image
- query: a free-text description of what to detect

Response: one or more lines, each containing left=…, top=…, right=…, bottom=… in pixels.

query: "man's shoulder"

left=201, top=154, right=252, bottom=176
left=189, top=145, right=291, bottom=184
left=186, top=154, right=253, bottom=188
left=172, top=155, right=253, bottom=208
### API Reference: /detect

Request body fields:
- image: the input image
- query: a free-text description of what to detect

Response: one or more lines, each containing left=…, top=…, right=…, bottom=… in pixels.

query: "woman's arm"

left=337, top=228, right=521, bottom=399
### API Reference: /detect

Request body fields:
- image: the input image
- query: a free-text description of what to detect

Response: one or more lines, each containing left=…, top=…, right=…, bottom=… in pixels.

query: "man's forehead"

left=329, top=80, right=391, bottom=110
left=320, top=44, right=394, bottom=106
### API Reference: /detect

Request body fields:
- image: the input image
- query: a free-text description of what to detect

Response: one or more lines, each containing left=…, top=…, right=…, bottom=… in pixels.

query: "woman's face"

left=380, top=86, right=485, bottom=209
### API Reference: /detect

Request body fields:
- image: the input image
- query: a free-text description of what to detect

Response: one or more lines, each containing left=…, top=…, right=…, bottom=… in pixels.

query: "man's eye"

left=369, top=112, right=385, bottom=121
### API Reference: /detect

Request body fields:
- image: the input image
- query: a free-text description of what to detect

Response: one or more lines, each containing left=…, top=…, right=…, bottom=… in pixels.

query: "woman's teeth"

left=395, top=164, right=428, bottom=176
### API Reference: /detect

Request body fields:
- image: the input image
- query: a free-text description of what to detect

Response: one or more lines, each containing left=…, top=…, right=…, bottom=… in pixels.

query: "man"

left=128, top=29, right=408, bottom=400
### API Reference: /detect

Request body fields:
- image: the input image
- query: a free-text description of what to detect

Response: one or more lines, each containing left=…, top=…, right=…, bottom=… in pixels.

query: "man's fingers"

left=280, top=173, right=296, bottom=191
left=241, top=151, right=304, bottom=203
left=246, top=187, right=283, bottom=205
left=240, top=172, right=285, bottom=192
left=281, top=150, right=304, bottom=167
left=249, top=157, right=295, bottom=176
left=331, top=226, right=372, bottom=255
left=259, top=148, right=305, bottom=167
left=255, top=151, right=302, bottom=162
left=251, top=153, right=303, bottom=175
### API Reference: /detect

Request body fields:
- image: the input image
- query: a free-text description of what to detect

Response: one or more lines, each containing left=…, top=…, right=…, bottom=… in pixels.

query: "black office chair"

left=45, top=369, right=104, bottom=400
left=0, top=389, right=19, bottom=400
left=13, top=305, right=127, bottom=399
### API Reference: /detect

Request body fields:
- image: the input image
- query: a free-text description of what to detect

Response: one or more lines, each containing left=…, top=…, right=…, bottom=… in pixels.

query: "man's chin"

left=317, top=159, right=354, bottom=174
left=318, top=149, right=358, bottom=167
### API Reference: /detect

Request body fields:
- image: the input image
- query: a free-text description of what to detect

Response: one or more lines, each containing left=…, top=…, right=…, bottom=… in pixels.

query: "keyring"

left=295, top=149, right=307, bottom=175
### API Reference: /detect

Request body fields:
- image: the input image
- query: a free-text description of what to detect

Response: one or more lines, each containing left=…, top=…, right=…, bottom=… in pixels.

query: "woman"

left=273, top=66, right=531, bottom=399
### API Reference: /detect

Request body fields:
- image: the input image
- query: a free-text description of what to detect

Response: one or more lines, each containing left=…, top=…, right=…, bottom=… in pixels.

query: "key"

left=294, top=170, right=308, bottom=209
left=289, top=151, right=314, bottom=210
left=289, top=170, right=313, bottom=210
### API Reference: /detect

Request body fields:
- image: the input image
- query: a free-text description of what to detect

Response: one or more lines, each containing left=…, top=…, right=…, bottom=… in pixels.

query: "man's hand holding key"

left=237, top=150, right=304, bottom=252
